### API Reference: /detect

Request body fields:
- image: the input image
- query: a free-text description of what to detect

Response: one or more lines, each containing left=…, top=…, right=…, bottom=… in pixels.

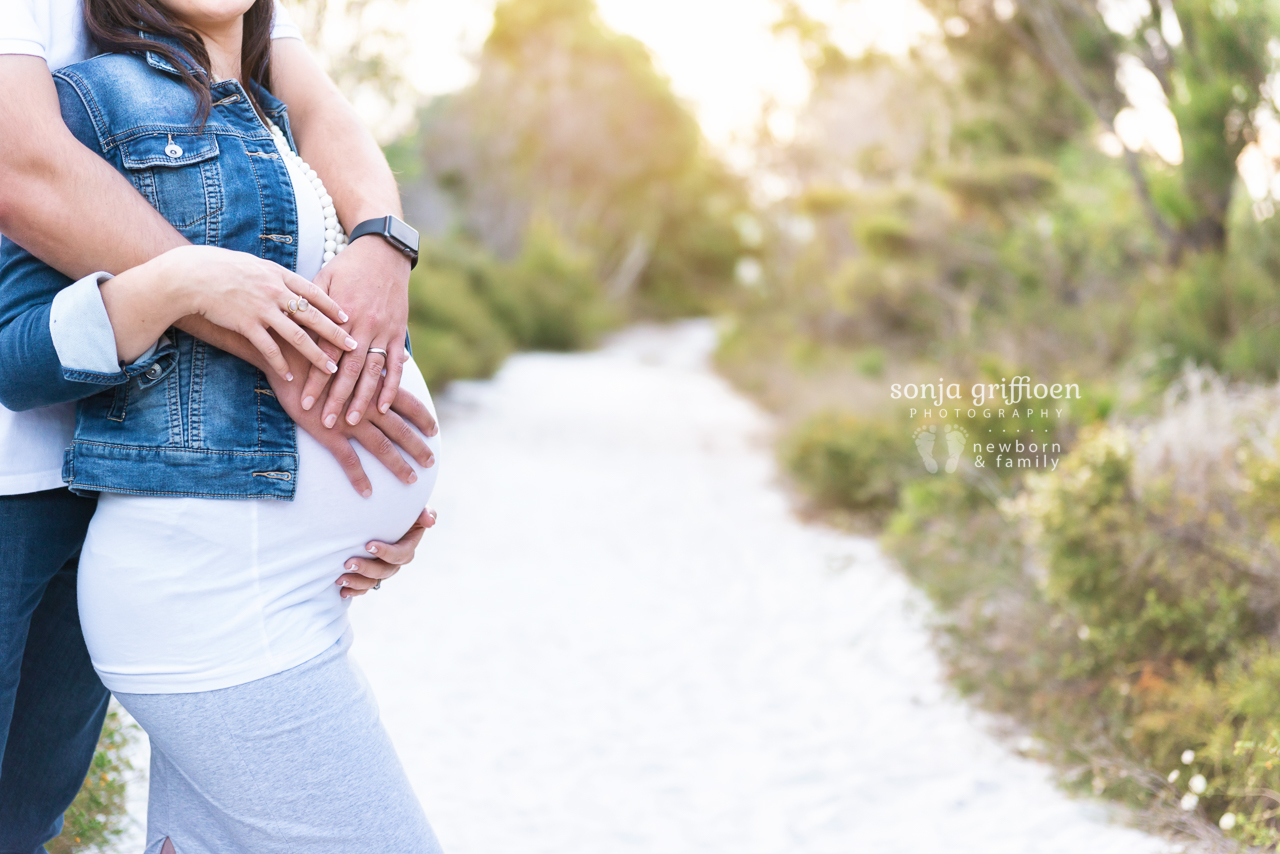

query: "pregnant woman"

left=0, top=0, right=443, bottom=849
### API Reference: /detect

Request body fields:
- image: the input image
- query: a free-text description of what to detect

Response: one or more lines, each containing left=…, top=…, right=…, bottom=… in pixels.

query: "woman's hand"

left=101, top=245, right=359, bottom=381
left=336, top=506, right=437, bottom=598
left=163, top=246, right=359, bottom=380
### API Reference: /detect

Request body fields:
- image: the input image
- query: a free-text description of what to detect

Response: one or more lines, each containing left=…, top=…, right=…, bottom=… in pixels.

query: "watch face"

left=386, top=217, right=420, bottom=253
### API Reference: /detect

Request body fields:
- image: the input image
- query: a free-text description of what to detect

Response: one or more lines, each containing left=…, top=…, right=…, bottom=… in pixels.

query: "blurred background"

left=59, top=0, right=1280, bottom=851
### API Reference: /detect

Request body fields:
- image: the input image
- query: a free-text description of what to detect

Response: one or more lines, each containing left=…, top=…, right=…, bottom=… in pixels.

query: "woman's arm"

left=100, top=247, right=354, bottom=372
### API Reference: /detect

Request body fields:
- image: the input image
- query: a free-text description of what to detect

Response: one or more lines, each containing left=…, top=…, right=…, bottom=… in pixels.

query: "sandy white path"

left=115, top=320, right=1167, bottom=853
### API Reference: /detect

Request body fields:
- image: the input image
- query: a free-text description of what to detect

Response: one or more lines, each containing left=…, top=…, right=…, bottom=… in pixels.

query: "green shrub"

left=1139, top=203, right=1280, bottom=383
left=50, top=708, right=133, bottom=854
left=408, top=260, right=514, bottom=389
left=407, top=228, right=613, bottom=388
left=886, top=474, right=1022, bottom=611
left=500, top=222, right=613, bottom=351
left=783, top=411, right=915, bottom=512
left=828, top=257, right=945, bottom=342
left=1116, top=647, right=1280, bottom=846
left=1018, top=425, right=1259, bottom=677
left=881, top=399, right=1280, bottom=841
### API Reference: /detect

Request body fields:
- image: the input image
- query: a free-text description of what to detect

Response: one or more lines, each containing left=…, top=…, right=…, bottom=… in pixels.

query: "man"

left=0, top=1, right=434, bottom=848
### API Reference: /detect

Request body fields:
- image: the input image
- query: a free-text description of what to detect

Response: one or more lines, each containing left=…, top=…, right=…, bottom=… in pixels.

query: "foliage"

left=877, top=373, right=1280, bottom=844
left=281, top=0, right=414, bottom=137
left=1140, top=201, right=1280, bottom=381
left=407, top=227, right=614, bottom=389
left=1017, top=425, right=1259, bottom=676
left=728, top=3, right=1280, bottom=846
left=783, top=411, right=916, bottom=512
left=403, top=0, right=747, bottom=315
left=50, top=708, right=133, bottom=854
left=920, top=0, right=1278, bottom=257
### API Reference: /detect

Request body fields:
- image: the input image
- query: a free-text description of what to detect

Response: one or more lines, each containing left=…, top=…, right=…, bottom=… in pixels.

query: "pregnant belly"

left=77, top=361, right=440, bottom=694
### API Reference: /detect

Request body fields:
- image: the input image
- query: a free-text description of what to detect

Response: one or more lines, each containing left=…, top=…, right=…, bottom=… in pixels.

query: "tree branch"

left=1016, top=0, right=1181, bottom=254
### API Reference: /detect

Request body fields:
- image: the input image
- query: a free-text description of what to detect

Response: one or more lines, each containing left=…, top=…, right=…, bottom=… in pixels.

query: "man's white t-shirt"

left=0, top=0, right=302, bottom=495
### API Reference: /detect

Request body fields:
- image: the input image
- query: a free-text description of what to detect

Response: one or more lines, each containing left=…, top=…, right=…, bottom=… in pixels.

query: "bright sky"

left=391, top=0, right=938, bottom=151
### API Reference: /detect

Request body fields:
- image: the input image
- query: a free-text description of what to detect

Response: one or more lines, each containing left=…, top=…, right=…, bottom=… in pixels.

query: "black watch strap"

left=349, top=216, right=420, bottom=269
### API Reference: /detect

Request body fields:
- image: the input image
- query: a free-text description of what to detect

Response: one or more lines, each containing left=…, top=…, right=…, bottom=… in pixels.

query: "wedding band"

left=373, top=579, right=382, bottom=590
left=367, top=348, right=388, bottom=357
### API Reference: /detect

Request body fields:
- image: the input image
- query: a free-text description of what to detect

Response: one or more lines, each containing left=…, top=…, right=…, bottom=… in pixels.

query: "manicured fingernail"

left=380, top=402, right=390, bottom=414
left=367, top=544, right=378, bottom=554
left=428, top=509, right=437, bottom=521
left=285, top=372, right=294, bottom=382
left=348, top=562, right=359, bottom=572
left=327, top=361, right=338, bottom=374
left=361, top=488, right=372, bottom=499
left=337, top=578, right=347, bottom=586
left=345, top=336, right=358, bottom=350
left=324, top=414, right=337, bottom=428
left=302, top=396, right=315, bottom=411
left=408, top=472, right=418, bottom=484
left=339, top=311, right=349, bottom=322
left=347, top=411, right=360, bottom=425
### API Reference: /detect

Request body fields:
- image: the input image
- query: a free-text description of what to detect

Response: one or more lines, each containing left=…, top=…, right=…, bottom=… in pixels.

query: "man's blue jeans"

left=0, top=487, right=107, bottom=854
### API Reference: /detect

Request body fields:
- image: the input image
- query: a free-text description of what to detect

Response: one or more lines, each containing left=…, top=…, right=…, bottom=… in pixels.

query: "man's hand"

left=337, top=506, right=437, bottom=598
left=272, top=38, right=414, bottom=430
left=299, top=237, right=412, bottom=428
left=268, top=342, right=436, bottom=497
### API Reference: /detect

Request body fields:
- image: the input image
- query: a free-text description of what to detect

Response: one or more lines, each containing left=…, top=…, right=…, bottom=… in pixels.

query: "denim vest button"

left=145, top=364, right=163, bottom=380
left=165, top=143, right=183, bottom=158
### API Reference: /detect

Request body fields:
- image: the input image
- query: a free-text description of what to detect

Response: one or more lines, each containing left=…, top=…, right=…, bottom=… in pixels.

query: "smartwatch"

left=348, top=215, right=420, bottom=269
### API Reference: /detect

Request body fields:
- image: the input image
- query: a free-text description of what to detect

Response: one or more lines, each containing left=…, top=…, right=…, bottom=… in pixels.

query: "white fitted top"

left=76, top=121, right=439, bottom=693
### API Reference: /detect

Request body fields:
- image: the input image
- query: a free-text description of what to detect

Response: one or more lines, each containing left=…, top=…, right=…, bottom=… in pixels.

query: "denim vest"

left=0, top=40, right=302, bottom=499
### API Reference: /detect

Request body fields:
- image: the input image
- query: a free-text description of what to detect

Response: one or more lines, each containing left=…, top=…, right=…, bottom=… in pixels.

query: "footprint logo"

left=914, top=425, right=938, bottom=473
left=944, top=424, right=968, bottom=473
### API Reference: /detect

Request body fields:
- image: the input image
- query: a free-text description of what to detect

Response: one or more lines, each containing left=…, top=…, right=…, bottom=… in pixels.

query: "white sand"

left=113, top=320, right=1168, bottom=853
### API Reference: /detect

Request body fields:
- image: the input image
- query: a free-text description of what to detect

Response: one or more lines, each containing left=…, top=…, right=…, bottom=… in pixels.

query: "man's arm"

left=272, top=38, right=415, bottom=427
left=0, top=57, right=181, bottom=276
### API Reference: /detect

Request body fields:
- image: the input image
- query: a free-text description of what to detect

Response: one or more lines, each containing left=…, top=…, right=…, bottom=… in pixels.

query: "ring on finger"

left=285, top=297, right=310, bottom=315
left=367, top=347, right=388, bottom=357
left=373, top=579, right=382, bottom=590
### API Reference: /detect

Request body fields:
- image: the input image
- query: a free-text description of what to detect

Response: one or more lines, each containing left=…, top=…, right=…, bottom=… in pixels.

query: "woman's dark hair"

left=84, top=0, right=275, bottom=124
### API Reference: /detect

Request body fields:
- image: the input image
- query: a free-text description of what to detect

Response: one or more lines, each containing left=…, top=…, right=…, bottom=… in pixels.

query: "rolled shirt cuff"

left=49, top=272, right=158, bottom=373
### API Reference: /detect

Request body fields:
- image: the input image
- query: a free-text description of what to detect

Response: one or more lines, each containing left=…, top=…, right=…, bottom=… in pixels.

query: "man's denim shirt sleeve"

left=49, top=272, right=160, bottom=377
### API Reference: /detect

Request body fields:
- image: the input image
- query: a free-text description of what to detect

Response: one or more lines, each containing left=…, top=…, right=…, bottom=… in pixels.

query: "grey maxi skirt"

left=114, top=632, right=443, bottom=854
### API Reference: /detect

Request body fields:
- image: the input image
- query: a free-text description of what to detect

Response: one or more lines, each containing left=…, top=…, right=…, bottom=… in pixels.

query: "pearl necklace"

left=267, top=120, right=347, bottom=265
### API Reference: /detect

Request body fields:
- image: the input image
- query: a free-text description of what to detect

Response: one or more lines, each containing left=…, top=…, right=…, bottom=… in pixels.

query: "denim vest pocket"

left=120, top=133, right=223, bottom=237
